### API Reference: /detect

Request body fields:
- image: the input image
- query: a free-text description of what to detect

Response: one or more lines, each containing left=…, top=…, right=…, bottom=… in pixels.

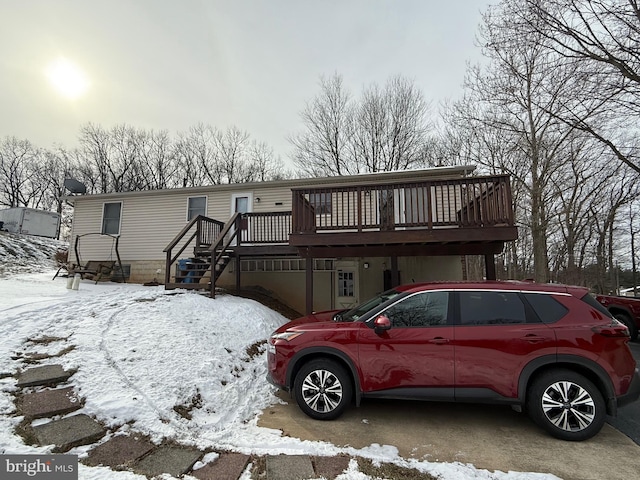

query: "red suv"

left=267, top=281, right=640, bottom=441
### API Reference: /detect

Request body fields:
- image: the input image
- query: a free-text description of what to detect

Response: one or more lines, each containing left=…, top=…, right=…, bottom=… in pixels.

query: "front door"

left=335, top=260, right=359, bottom=309
left=357, top=290, right=454, bottom=392
left=230, top=193, right=252, bottom=245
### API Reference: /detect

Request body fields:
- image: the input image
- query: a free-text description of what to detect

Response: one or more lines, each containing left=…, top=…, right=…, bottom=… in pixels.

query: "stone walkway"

left=10, top=355, right=350, bottom=479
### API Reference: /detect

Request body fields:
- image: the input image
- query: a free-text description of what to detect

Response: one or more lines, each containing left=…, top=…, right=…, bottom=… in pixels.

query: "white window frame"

left=187, top=196, right=207, bottom=221
left=101, top=201, right=122, bottom=235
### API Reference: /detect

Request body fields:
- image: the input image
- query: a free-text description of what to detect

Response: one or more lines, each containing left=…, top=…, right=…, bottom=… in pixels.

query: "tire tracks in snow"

left=96, top=293, right=198, bottom=443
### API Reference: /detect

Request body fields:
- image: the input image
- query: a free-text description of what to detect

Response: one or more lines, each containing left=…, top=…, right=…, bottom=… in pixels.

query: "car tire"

left=614, top=313, right=638, bottom=341
left=293, top=359, right=352, bottom=420
left=527, top=369, right=606, bottom=441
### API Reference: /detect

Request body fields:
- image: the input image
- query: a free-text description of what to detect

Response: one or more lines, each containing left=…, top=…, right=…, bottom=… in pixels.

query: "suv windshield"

left=339, top=288, right=402, bottom=322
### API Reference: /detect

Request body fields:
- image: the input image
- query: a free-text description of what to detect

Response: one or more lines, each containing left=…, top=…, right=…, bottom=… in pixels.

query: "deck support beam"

left=391, top=256, right=400, bottom=287
left=235, top=255, right=241, bottom=294
left=306, top=256, right=314, bottom=314
left=485, top=254, right=496, bottom=280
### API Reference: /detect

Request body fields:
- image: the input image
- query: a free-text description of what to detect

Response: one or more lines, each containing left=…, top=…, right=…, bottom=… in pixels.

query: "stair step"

left=32, top=414, right=106, bottom=452
left=16, top=365, right=73, bottom=388
left=19, top=386, right=82, bottom=419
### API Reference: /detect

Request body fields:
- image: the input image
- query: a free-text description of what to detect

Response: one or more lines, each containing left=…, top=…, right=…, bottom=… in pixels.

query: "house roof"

left=65, top=165, right=477, bottom=203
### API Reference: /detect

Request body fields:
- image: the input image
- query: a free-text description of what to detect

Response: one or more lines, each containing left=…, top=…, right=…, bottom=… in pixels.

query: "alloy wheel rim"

left=301, top=369, right=343, bottom=413
left=541, top=380, right=596, bottom=432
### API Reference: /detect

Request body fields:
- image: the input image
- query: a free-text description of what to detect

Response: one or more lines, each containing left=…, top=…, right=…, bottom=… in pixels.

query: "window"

left=240, top=258, right=334, bottom=272
left=383, top=291, right=449, bottom=327
left=187, top=196, right=206, bottom=221
left=338, top=270, right=355, bottom=297
left=580, top=293, right=613, bottom=317
left=101, top=202, right=122, bottom=235
left=459, top=291, right=529, bottom=325
left=309, top=192, right=332, bottom=214
left=523, top=293, right=569, bottom=324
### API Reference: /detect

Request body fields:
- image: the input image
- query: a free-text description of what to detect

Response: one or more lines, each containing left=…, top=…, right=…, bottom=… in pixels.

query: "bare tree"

left=109, top=124, right=141, bottom=192
left=290, top=73, right=355, bottom=176
left=589, top=165, right=640, bottom=292
left=548, top=136, right=609, bottom=285
left=351, top=76, right=432, bottom=172
left=291, top=73, right=434, bottom=176
left=250, top=141, right=286, bottom=181
left=0, top=137, right=40, bottom=208
left=520, top=0, right=640, bottom=173
left=136, top=129, right=180, bottom=190
left=213, top=126, right=252, bottom=184
left=77, top=123, right=112, bottom=193
left=448, top=1, right=585, bottom=282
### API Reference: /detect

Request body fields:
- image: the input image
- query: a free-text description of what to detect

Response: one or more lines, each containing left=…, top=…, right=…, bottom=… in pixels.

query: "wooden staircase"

left=163, top=213, right=241, bottom=296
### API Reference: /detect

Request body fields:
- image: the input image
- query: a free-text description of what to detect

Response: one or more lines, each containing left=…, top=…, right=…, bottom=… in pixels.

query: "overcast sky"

left=1, top=1, right=493, bottom=162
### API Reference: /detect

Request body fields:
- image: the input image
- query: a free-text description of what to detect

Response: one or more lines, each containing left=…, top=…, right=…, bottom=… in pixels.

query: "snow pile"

left=0, top=232, right=67, bottom=277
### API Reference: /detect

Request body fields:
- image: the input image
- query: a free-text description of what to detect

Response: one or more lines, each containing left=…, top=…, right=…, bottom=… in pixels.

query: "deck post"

left=235, top=255, right=241, bottom=294
left=391, top=256, right=400, bottom=287
left=484, top=254, right=496, bottom=280
left=306, top=256, right=314, bottom=314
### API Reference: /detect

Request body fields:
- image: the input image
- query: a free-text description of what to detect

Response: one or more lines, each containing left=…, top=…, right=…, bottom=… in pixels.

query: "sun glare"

left=45, top=58, right=90, bottom=100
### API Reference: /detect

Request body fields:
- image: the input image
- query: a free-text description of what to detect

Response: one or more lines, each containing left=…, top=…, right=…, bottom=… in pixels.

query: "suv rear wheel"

left=527, top=369, right=605, bottom=441
left=293, top=359, right=352, bottom=420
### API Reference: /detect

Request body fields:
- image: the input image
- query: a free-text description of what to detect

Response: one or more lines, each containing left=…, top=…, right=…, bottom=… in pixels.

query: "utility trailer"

left=0, top=207, right=60, bottom=238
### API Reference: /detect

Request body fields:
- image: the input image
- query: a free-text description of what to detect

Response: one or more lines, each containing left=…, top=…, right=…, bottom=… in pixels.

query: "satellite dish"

left=64, top=178, right=87, bottom=194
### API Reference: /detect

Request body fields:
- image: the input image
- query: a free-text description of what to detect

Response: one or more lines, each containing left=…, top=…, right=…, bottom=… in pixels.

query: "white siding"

left=70, top=184, right=293, bottom=263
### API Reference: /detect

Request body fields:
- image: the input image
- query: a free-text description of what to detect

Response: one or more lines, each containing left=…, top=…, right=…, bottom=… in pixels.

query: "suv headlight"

left=270, top=331, right=305, bottom=342
left=268, top=331, right=305, bottom=353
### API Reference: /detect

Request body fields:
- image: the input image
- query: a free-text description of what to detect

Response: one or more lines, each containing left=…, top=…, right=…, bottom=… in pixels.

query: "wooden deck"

left=289, top=174, right=516, bottom=256
left=164, top=174, right=517, bottom=303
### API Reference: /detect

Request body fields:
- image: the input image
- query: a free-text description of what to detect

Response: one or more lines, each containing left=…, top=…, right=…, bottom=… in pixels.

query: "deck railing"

left=238, top=212, right=292, bottom=244
left=291, top=174, right=513, bottom=234
left=163, top=215, right=224, bottom=285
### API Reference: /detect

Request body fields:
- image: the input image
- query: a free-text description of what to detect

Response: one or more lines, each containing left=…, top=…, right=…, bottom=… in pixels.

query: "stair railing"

left=163, top=215, right=224, bottom=285
left=208, top=212, right=241, bottom=297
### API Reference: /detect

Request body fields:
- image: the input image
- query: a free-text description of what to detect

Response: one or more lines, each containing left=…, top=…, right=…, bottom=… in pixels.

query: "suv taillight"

left=592, top=320, right=630, bottom=337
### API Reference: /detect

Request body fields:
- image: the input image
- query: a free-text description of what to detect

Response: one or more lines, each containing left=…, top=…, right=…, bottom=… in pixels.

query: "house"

left=66, top=166, right=517, bottom=314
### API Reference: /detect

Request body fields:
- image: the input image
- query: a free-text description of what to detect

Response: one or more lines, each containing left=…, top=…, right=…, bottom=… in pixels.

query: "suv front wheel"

left=293, top=359, right=352, bottom=420
left=527, top=369, right=606, bottom=441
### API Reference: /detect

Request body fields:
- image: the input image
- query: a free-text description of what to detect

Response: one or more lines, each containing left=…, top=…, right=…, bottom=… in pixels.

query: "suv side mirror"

left=373, top=314, right=391, bottom=333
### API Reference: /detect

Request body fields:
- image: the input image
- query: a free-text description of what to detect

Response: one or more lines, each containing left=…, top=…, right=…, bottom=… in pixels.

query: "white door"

left=335, top=260, right=359, bottom=309
left=230, top=193, right=253, bottom=245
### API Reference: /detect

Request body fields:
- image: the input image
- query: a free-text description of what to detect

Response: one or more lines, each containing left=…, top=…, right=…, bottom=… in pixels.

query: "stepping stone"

left=84, top=434, right=155, bottom=468
left=312, top=456, right=351, bottom=479
left=32, top=414, right=106, bottom=452
left=191, top=453, right=250, bottom=480
left=19, top=386, right=81, bottom=419
left=266, top=455, right=314, bottom=480
left=133, top=445, right=201, bottom=478
left=16, top=365, right=72, bottom=388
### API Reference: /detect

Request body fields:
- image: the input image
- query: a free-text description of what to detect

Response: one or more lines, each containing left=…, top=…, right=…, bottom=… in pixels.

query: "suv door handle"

left=522, top=334, right=546, bottom=343
left=428, top=337, right=450, bottom=345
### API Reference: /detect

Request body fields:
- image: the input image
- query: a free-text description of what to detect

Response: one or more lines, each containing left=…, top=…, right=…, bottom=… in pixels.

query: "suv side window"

left=383, top=291, right=449, bottom=327
left=522, top=293, right=568, bottom=324
left=459, top=291, right=530, bottom=325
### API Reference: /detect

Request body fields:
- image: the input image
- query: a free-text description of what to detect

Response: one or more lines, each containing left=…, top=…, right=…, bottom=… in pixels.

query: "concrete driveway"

left=259, top=390, right=640, bottom=480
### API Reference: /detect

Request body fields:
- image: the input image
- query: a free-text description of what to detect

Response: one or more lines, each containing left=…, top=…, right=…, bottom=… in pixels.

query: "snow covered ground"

left=0, top=233, right=559, bottom=479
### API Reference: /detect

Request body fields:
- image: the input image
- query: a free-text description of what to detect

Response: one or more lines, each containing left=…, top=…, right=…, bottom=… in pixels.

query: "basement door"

left=335, top=260, right=359, bottom=309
